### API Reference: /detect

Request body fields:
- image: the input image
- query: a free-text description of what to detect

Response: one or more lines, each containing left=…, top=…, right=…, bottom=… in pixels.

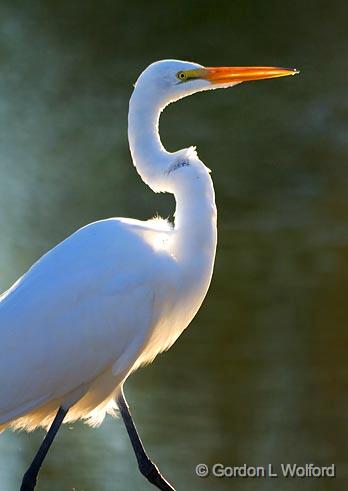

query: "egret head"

left=129, top=59, right=299, bottom=193
left=133, top=59, right=299, bottom=106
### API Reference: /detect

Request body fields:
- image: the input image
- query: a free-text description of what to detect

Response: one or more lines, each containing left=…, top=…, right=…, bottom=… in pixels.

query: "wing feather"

left=0, top=218, right=165, bottom=424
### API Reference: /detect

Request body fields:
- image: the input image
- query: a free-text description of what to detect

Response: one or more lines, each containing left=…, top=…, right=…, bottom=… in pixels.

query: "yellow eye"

left=177, top=71, right=187, bottom=81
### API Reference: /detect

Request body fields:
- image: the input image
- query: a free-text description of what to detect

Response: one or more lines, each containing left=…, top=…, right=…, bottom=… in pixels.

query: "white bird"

left=0, top=60, right=298, bottom=490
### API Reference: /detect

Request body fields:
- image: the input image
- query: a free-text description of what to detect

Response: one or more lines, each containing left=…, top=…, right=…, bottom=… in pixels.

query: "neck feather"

left=173, top=164, right=217, bottom=266
left=128, top=89, right=170, bottom=193
left=128, top=85, right=217, bottom=268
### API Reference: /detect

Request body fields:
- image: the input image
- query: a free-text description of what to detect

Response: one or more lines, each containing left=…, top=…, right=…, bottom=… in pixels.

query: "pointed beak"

left=201, top=66, right=299, bottom=84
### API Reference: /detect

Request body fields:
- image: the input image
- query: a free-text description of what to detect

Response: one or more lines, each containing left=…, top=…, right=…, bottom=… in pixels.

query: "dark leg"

left=117, top=390, right=175, bottom=491
left=20, top=406, right=68, bottom=491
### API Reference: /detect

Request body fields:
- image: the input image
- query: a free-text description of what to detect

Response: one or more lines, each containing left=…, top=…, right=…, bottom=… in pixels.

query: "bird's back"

left=0, top=218, right=176, bottom=430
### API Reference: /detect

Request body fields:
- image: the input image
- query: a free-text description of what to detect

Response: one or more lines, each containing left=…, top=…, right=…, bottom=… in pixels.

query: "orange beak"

left=201, top=66, right=299, bottom=84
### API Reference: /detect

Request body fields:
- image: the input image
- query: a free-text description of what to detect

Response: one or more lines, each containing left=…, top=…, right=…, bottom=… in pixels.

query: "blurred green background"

left=0, top=0, right=347, bottom=490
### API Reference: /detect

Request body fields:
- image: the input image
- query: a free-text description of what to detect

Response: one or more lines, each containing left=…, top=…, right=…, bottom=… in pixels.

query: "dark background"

left=0, top=1, right=347, bottom=490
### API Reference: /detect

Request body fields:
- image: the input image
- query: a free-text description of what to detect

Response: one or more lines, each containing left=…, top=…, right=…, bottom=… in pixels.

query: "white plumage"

left=0, top=59, right=296, bottom=435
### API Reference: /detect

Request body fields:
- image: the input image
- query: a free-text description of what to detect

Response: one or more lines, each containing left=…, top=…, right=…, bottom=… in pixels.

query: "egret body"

left=0, top=60, right=297, bottom=490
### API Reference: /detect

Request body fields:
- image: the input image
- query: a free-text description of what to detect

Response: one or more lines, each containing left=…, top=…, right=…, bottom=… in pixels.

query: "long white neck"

left=128, top=88, right=217, bottom=275
left=128, top=89, right=168, bottom=193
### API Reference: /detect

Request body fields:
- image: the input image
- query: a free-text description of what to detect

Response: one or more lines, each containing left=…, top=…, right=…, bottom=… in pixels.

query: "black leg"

left=20, top=406, right=68, bottom=491
left=117, top=390, right=176, bottom=491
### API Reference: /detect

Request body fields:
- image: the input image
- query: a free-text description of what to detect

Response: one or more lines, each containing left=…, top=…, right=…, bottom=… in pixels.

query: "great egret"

left=0, top=60, right=298, bottom=490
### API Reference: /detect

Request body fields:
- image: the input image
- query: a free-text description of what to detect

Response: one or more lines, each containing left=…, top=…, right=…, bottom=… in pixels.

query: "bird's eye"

left=177, top=71, right=187, bottom=82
